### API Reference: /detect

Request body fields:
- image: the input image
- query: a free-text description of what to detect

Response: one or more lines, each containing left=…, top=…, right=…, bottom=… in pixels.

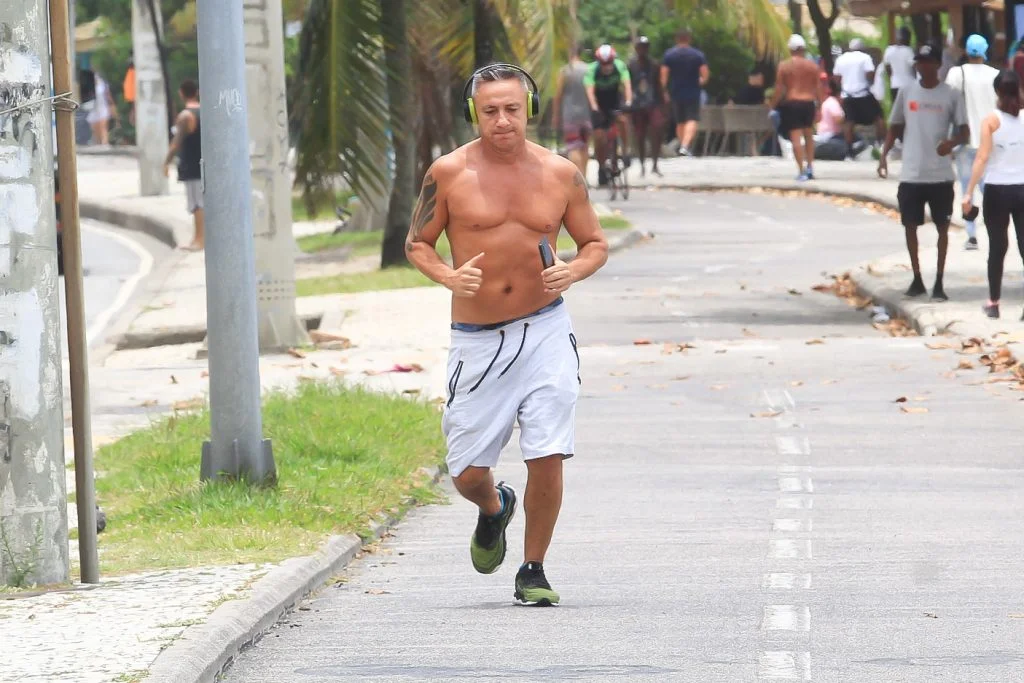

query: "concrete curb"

left=114, top=313, right=324, bottom=351
left=657, top=182, right=957, bottom=337
left=145, top=467, right=444, bottom=683
left=77, top=146, right=140, bottom=158
left=79, top=199, right=178, bottom=249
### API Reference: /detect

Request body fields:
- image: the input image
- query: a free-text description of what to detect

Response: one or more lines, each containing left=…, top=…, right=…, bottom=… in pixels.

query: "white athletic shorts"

left=442, top=298, right=580, bottom=478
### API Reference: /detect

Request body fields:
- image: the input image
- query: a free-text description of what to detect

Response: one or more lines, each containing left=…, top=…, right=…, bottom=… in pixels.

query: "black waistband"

left=451, top=297, right=564, bottom=332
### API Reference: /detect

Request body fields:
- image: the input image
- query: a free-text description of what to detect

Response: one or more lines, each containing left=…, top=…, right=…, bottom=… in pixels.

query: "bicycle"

left=600, top=109, right=630, bottom=201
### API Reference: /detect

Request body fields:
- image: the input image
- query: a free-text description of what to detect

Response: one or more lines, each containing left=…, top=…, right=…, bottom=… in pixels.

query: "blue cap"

left=966, top=34, right=989, bottom=58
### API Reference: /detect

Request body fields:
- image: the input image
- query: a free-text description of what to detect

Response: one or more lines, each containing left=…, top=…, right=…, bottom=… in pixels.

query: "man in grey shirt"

left=878, top=42, right=969, bottom=302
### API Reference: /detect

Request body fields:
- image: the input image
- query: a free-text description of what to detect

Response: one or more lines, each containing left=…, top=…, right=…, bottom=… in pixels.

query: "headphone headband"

left=462, top=63, right=539, bottom=102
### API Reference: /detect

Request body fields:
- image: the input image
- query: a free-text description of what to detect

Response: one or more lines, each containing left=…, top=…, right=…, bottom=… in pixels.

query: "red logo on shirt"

left=909, top=100, right=919, bottom=112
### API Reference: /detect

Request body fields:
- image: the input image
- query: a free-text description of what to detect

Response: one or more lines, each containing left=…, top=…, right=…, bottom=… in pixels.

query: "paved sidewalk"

left=621, top=156, right=1023, bottom=339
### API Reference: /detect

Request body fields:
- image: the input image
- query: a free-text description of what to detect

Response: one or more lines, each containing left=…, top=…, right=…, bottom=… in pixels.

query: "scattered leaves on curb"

left=806, top=339, right=825, bottom=346
left=172, top=398, right=204, bottom=412
left=925, top=341, right=956, bottom=350
left=287, top=348, right=307, bottom=359
left=956, top=359, right=975, bottom=370
left=751, top=410, right=783, bottom=418
left=329, top=366, right=346, bottom=377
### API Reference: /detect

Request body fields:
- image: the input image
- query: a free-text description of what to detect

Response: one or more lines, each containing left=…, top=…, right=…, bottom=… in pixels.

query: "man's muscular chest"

left=447, top=171, right=566, bottom=235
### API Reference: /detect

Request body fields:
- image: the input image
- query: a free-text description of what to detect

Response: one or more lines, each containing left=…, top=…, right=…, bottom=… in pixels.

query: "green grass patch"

left=92, top=382, right=445, bottom=574
left=296, top=230, right=384, bottom=256
left=295, top=267, right=436, bottom=297
left=599, top=214, right=631, bottom=231
left=291, top=190, right=354, bottom=223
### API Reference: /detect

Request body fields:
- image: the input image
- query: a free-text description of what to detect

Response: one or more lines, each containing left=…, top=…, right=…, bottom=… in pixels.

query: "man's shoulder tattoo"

left=409, top=173, right=438, bottom=241
left=573, top=170, right=590, bottom=200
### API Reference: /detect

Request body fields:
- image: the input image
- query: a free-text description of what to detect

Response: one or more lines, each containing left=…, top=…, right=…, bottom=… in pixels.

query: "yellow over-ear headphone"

left=463, top=63, right=540, bottom=124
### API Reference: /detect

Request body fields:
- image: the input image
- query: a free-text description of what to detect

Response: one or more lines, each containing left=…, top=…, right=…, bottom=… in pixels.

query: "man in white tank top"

left=946, top=34, right=999, bottom=250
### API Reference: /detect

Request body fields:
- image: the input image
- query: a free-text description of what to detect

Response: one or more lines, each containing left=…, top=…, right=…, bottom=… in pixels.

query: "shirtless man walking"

left=772, top=35, right=822, bottom=180
left=406, top=64, right=609, bottom=605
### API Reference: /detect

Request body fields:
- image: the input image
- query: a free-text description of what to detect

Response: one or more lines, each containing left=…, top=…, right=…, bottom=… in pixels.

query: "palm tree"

left=670, top=0, right=790, bottom=58
left=293, top=0, right=576, bottom=268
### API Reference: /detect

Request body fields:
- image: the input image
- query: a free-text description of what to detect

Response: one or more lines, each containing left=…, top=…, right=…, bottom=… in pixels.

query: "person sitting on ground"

left=878, top=42, right=969, bottom=303
left=814, top=76, right=849, bottom=160
left=772, top=34, right=822, bottom=181
left=946, top=34, right=1000, bottom=251
left=962, top=70, right=1024, bottom=320
left=834, top=38, right=887, bottom=158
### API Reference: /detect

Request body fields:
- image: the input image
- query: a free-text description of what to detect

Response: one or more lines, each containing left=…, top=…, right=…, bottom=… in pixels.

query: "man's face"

left=599, top=61, right=615, bottom=74
left=636, top=44, right=649, bottom=60
left=915, top=59, right=939, bottom=79
left=473, top=79, right=528, bottom=149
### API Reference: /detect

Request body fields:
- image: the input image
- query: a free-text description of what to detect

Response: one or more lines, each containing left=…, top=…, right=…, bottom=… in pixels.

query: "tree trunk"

left=142, top=0, right=176, bottom=137
left=381, top=0, right=416, bottom=268
left=788, top=0, right=803, bottom=35
left=807, top=0, right=840, bottom=74
left=911, top=14, right=929, bottom=46
left=473, top=0, right=496, bottom=67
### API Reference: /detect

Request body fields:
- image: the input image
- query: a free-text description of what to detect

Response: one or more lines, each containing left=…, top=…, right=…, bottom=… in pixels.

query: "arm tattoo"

left=573, top=170, right=590, bottom=200
left=409, top=173, right=438, bottom=243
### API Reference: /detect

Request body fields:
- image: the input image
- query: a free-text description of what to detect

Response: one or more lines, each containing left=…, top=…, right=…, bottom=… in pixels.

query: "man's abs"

left=447, top=222, right=564, bottom=325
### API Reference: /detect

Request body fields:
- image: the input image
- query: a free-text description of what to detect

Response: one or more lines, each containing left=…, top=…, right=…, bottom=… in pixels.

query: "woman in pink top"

left=816, top=76, right=845, bottom=140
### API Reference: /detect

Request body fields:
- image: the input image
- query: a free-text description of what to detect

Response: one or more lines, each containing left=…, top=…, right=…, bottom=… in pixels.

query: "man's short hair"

left=677, top=28, right=692, bottom=42
left=471, top=64, right=530, bottom=97
left=179, top=79, right=199, bottom=99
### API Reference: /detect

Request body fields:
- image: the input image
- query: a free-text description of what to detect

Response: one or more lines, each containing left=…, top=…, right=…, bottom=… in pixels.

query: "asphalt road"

left=57, top=218, right=160, bottom=351
left=222, top=190, right=1024, bottom=682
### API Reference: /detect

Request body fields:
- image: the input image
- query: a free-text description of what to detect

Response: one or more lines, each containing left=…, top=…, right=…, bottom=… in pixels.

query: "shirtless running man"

left=772, top=35, right=822, bottom=181
left=406, top=64, right=609, bottom=606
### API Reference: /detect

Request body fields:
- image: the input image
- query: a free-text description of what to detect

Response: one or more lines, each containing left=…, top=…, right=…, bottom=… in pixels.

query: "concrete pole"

left=243, top=0, right=309, bottom=351
left=0, top=0, right=70, bottom=585
left=196, top=0, right=275, bottom=484
left=131, top=0, right=169, bottom=197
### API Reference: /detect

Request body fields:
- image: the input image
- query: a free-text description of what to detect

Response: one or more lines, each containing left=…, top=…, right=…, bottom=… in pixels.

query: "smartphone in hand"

left=538, top=239, right=555, bottom=269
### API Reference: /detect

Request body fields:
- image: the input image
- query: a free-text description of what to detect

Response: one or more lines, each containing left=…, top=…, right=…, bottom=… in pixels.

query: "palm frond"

left=674, top=0, right=789, bottom=59
left=291, top=0, right=390, bottom=211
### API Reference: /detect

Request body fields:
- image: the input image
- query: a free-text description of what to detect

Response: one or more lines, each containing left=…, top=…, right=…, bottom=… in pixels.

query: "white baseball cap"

left=788, top=34, right=807, bottom=51
left=849, top=38, right=865, bottom=51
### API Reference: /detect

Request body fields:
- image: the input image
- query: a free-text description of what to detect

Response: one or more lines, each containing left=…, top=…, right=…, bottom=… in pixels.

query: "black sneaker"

left=931, top=283, right=948, bottom=302
left=965, top=237, right=979, bottom=251
left=983, top=303, right=1000, bottom=319
left=597, top=167, right=608, bottom=187
left=905, top=278, right=927, bottom=297
left=469, top=482, right=516, bottom=574
left=514, top=562, right=560, bottom=606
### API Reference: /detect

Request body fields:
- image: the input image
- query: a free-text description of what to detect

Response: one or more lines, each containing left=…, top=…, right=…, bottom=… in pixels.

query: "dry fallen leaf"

left=671, top=375, right=691, bottom=381
left=900, top=405, right=929, bottom=414
left=170, top=375, right=178, bottom=385
left=609, top=371, right=629, bottom=377
left=790, top=381, right=804, bottom=387
left=172, top=398, right=204, bottom=411
left=402, top=388, right=421, bottom=395
left=200, top=370, right=209, bottom=378
left=288, top=348, right=307, bottom=359
left=806, top=339, right=825, bottom=346
left=925, top=342, right=955, bottom=350
left=633, top=339, right=652, bottom=346
left=139, top=399, right=158, bottom=408
left=329, top=366, right=346, bottom=376
left=956, top=360, right=975, bottom=370
left=742, top=328, right=759, bottom=338
left=365, top=589, right=391, bottom=595
left=787, top=289, right=803, bottom=296
left=710, top=384, right=728, bottom=391
left=310, top=330, right=352, bottom=347
left=822, top=379, right=839, bottom=385
left=893, top=396, right=908, bottom=403
left=751, top=410, right=783, bottom=418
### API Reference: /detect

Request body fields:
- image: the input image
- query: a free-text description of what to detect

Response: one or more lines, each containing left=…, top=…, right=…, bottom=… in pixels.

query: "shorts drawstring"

left=446, top=360, right=464, bottom=408
left=569, top=333, right=581, bottom=384
left=469, top=330, right=505, bottom=393
left=499, top=323, right=529, bottom=377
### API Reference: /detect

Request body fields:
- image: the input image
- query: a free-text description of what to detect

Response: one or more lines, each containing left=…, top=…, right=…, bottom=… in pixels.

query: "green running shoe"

left=514, top=561, right=560, bottom=606
left=470, top=482, right=516, bottom=574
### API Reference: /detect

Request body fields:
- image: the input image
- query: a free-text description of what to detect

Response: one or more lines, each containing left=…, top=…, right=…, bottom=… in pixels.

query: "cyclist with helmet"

left=585, top=44, right=633, bottom=186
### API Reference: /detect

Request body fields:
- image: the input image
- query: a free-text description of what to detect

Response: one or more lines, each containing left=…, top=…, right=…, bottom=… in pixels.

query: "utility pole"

left=0, top=0, right=70, bottom=585
left=196, top=0, right=275, bottom=484
left=243, top=0, right=309, bottom=351
left=131, top=0, right=169, bottom=196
